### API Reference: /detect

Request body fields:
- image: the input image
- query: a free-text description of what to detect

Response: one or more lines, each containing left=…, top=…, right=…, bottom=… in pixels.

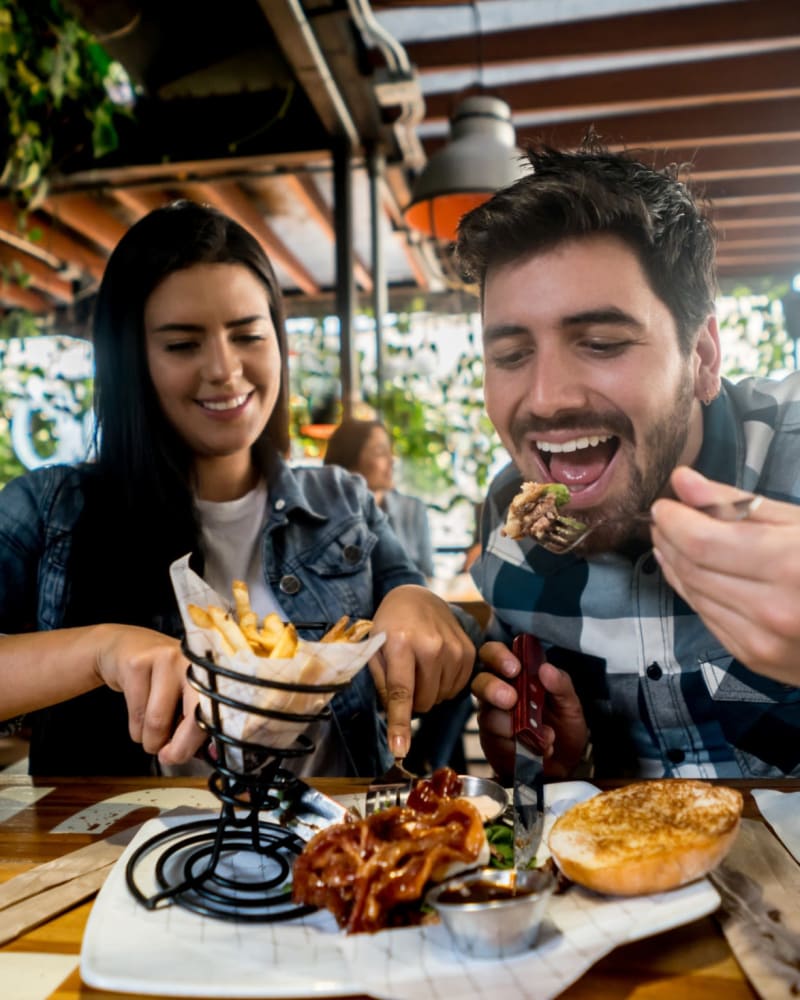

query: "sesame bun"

left=548, top=779, right=743, bottom=896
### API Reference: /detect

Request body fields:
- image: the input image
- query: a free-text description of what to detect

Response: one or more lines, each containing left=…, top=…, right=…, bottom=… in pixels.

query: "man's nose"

left=525, top=349, right=586, bottom=417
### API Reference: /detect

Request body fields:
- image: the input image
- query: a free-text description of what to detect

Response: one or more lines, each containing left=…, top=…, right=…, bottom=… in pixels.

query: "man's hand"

left=471, top=640, right=589, bottom=782
left=93, top=624, right=205, bottom=765
left=368, top=585, right=475, bottom=760
left=651, top=466, right=800, bottom=685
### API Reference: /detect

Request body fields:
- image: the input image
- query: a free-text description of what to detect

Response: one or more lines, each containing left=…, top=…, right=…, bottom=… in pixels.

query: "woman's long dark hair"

left=93, top=199, right=290, bottom=501
left=66, top=200, right=290, bottom=629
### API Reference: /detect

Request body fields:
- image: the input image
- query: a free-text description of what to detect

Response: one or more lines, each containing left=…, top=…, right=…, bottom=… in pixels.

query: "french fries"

left=188, top=581, right=371, bottom=659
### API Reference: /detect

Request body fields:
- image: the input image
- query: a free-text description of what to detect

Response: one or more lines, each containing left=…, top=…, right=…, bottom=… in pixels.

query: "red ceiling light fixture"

left=403, top=93, right=523, bottom=243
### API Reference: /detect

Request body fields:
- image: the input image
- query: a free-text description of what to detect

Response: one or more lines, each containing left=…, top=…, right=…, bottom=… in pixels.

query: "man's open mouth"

left=535, top=433, right=620, bottom=491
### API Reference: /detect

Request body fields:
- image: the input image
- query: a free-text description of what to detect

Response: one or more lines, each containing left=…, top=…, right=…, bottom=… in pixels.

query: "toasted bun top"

left=548, top=780, right=742, bottom=894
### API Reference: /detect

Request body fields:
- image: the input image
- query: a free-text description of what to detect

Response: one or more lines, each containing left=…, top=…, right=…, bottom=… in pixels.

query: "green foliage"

left=0, top=0, right=131, bottom=209
left=0, top=336, right=94, bottom=487
left=0, top=0, right=127, bottom=481
left=718, top=281, right=795, bottom=379
left=369, top=311, right=503, bottom=508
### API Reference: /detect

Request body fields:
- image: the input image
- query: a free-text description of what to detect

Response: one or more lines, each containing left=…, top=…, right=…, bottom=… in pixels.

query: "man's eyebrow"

left=151, top=314, right=267, bottom=334
left=561, top=307, right=643, bottom=329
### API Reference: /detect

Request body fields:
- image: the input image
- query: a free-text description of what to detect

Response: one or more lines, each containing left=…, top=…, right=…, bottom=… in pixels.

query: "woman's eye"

left=234, top=333, right=264, bottom=344
left=164, top=341, right=198, bottom=352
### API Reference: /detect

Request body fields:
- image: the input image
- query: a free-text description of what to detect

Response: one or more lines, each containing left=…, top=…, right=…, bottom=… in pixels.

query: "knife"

left=512, top=633, right=546, bottom=869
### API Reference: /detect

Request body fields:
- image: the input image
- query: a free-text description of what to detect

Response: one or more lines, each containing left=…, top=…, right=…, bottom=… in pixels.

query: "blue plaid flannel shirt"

left=472, top=373, right=800, bottom=779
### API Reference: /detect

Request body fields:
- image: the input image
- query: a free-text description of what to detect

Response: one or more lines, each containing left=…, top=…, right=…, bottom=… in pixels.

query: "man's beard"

left=579, top=371, right=696, bottom=555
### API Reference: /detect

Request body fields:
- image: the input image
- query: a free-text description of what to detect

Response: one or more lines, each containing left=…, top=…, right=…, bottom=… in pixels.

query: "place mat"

left=81, top=781, right=721, bottom=1000
left=0, top=953, right=78, bottom=1000
left=713, top=818, right=800, bottom=999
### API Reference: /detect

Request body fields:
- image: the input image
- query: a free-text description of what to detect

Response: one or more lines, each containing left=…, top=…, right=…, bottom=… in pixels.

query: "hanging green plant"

left=0, top=0, right=132, bottom=211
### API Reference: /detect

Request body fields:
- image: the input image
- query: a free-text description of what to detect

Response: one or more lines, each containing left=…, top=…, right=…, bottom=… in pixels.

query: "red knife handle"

left=512, top=634, right=547, bottom=754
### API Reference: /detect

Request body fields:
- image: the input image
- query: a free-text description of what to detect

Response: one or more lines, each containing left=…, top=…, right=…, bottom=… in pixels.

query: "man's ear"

left=694, top=315, right=722, bottom=404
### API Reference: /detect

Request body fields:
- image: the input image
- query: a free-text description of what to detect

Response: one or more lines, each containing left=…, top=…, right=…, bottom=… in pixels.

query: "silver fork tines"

left=364, top=782, right=412, bottom=816
left=541, top=494, right=763, bottom=555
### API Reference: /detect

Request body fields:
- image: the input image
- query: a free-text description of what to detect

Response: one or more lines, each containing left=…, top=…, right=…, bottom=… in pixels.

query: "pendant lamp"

left=404, top=94, right=523, bottom=243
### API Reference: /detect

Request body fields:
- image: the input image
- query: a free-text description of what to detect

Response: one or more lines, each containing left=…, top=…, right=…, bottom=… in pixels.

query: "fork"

left=364, top=758, right=416, bottom=816
left=539, top=494, right=764, bottom=555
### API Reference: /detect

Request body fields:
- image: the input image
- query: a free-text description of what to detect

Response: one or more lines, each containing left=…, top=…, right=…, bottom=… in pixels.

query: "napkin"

left=169, top=555, right=386, bottom=771
left=752, top=788, right=800, bottom=865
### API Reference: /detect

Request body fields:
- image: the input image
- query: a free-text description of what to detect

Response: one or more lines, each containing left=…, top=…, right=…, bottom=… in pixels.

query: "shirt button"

left=279, top=574, right=301, bottom=595
left=274, top=498, right=286, bottom=511
left=343, top=544, right=361, bottom=564
left=666, top=748, right=685, bottom=764
left=646, top=662, right=663, bottom=680
left=642, top=554, right=657, bottom=574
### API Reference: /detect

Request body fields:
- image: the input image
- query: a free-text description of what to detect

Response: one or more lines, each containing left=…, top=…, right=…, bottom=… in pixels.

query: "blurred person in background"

left=324, top=418, right=434, bottom=579
left=325, top=417, right=474, bottom=773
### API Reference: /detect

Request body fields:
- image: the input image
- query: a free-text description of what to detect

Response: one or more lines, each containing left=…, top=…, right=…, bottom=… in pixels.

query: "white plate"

left=80, top=781, right=720, bottom=1000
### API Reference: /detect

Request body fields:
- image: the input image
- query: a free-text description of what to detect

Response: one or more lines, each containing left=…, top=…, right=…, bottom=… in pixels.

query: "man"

left=457, top=143, right=800, bottom=781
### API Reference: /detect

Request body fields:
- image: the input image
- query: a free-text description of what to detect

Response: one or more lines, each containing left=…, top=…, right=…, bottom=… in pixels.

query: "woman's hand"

left=368, top=585, right=475, bottom=759
left=92, top=624, right=205, bottom=765
left=651, top=466, right=800, bottom=686
left=471, top=640, right=589, bottom=782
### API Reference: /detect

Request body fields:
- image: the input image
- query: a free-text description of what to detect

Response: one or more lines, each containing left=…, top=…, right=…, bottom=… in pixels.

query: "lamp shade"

left=404, top=95, right=523, bottom=242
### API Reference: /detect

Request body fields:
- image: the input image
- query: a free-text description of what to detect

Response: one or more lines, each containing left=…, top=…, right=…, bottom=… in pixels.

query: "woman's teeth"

left=199, top=393, right=249, bottom=411
left=537, top=434, right=613, bottom=454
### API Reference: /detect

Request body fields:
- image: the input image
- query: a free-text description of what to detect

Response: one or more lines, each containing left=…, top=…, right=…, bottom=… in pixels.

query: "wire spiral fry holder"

left=125, top=639, right=350, bottom=922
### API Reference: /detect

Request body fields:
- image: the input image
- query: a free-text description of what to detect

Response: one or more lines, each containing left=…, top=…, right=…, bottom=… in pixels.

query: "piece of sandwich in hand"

left=547, top=779, right=743, bottom=896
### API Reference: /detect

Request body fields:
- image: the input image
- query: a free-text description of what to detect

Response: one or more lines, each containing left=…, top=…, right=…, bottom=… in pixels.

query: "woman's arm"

left=0, top=627, right=204, bottom=765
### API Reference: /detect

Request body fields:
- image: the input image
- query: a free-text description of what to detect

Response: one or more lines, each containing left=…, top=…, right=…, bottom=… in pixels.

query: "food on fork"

left=292, top=767, right=489, bottom=933
left=502, top=481, right=586, bottom=542
left=548, top=779, right=743, bottom=896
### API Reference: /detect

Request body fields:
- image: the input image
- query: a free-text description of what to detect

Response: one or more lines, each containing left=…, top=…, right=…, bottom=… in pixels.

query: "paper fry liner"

left=169, top=555, right=386, bottom=771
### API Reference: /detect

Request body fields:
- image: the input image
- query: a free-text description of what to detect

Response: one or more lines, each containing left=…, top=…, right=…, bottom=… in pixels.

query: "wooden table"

left=2, top=774, right=794, bottom=1000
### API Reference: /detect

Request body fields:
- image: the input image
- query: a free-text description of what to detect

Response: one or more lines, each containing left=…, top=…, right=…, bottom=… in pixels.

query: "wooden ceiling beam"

left=423, top=49, right=800, bottom=128
left=500, top=96, right=800, bottom=153
left=0, top=202, right=106, bottom=282
left=701, top=175, right=800, bottom=201
left=0, top=245, right=73, bottom=303
left=183, top=181, right=320, bottom=295
left=44, top=193, right=128, bottom=254
left=109, top=187, right=173, bottom=221
left=713, top=204, right=800, bottom=223
left=0, top=276, right=50, bottom=313
left=279, top=174, right=374, bottom=293
left=404, top=0, right=800, bottom=73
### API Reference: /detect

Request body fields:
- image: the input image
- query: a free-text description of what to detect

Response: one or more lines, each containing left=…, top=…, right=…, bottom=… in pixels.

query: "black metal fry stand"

left=125, top=640, right=349, bottom=922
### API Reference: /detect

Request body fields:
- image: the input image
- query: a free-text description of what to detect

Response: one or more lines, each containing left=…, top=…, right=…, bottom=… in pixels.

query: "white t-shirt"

left=173, top=482, right=347, bottom=779
left=194, top=480, right=282, bottom=618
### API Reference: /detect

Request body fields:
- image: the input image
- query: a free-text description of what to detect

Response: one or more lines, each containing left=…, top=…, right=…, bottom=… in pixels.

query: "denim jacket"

left=0, top=454, right=430, bottom=776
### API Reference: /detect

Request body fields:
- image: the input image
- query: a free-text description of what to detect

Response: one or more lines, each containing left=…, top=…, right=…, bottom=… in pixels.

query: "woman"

left=324, top=418, right=434, bottom=579
left=324, top=417, right=473, bottom=773
left=0, top=201, right=475, bottom=777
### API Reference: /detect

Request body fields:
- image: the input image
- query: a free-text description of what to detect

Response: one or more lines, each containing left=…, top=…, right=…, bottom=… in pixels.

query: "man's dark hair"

left=455, top=143, right=717, bottom=353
